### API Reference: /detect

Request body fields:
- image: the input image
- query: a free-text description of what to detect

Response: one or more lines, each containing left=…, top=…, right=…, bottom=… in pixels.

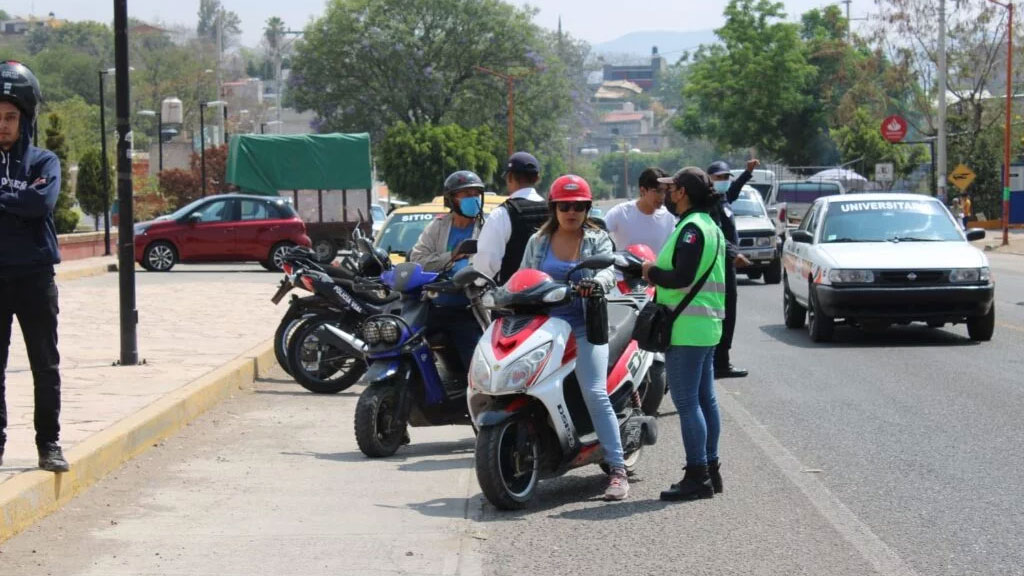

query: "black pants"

left=0, top=269, right=61, bottom=448
left=715, top=262, right=738, bottom=369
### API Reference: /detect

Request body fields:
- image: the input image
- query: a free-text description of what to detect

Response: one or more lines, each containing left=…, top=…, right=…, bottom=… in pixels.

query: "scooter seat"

left=606, top=303, right=636, bottom=369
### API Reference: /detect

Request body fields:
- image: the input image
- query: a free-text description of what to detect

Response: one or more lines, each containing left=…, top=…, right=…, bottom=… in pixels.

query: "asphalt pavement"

left=0, top=257, right=1021, bottom=575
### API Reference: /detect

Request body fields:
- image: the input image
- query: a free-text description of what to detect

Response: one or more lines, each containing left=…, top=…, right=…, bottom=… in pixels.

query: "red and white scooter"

left=465, top=250, right=660, bottom=510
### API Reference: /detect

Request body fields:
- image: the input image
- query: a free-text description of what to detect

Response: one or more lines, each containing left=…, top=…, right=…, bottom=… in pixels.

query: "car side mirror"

left=187, top=213, right=202, bottom=225
left=768, top=207, right=778, bottom=218
left=790, top=230, right=813, bottom=244
left=965, top=228, right=986, bottom=241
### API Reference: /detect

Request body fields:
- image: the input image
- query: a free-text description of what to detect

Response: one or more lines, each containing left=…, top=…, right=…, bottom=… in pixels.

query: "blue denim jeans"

left=665, top=345, right=720, bottom=467
left=571, top=325, right=625, bottom=469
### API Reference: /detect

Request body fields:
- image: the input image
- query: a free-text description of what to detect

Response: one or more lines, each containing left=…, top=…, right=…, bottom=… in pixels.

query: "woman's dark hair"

left=537, top=203, right=601, bottom=236
left=675, top=167, right=715, bottom=209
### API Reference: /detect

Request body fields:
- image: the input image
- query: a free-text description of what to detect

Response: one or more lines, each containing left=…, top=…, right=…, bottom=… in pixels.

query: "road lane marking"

left=719, top=391, right=921, bottom=576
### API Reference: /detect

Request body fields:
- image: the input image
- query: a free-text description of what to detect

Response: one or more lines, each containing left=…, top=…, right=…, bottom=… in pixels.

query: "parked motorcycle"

left=467, top=252, right=659, bottom=509
left=353, top=241, right=491, bottom=457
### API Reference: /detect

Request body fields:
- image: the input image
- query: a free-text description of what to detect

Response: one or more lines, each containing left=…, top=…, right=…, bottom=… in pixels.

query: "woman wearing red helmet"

left=519, top=175, right=629, bottom=501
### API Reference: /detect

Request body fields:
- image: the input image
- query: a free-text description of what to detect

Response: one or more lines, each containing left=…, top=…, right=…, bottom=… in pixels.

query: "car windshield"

left=376, top=212, right=439, bottom=255
left=778, top=182, right=842, bottom=204
left=746, top=183, right=772, bottom=199
left=731, top=192, right=766, bottom=217
left=162, top=197, right=211, bottom=221
left=820, top=199, right=962, bottom=243
left=371, top=205, right=386, bottom=223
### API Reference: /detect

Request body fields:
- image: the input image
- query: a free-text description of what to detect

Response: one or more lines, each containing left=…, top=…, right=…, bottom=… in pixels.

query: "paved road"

left=1, top=257, right=1020, bottom=575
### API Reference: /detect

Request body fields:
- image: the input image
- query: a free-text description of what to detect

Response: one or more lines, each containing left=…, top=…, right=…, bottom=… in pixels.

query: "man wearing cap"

left=603, top=167, right=677, bottom=252
left=472, top=151, right=548, bottom=284
left=706, top=159, right=759, bottom=379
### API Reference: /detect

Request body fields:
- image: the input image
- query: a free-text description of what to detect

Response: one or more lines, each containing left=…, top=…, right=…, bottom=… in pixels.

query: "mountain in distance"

left=592, top=29, right=718, bottom=62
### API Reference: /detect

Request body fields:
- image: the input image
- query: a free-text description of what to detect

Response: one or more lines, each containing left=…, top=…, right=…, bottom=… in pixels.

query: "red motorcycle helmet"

left=548, top=174, right=592, bottom=203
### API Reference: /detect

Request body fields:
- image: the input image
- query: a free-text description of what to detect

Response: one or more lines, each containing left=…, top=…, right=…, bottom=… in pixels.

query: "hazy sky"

left=9, top=0, right=866, bottom=47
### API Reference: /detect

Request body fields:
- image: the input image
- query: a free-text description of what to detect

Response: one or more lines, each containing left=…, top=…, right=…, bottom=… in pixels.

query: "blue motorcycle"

left=353, top=258, right=491, bottom=457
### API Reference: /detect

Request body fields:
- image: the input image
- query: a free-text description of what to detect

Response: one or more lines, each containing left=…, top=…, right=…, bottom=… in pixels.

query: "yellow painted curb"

left=55, top=261, right=118, bottom=282
left=0, top=339, right=274, bottom=543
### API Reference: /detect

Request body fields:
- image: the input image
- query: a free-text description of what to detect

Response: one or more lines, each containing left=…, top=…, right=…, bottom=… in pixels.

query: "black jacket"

left=709, top=169, right=752, bottom=261
left=0, top=116, right=62, bottom=275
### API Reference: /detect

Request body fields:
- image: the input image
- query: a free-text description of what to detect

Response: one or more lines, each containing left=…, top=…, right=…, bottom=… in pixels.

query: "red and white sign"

left=880, top=115, right=908, bottom=143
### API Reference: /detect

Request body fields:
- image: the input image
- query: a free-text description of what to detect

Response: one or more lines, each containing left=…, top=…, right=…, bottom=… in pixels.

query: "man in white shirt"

left=472, top=152, right=548, bottom=283
left=603, top=167, right=677, bottom=252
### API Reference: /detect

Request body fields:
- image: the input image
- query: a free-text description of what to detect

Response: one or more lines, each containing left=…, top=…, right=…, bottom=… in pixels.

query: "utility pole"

left=937, top=0, right=948, bottom=204
left=474, top=65, right=536, bottom=157
left=114, top=0, right=138, bottom=366
left=986, top=0, right=1014, bottom=246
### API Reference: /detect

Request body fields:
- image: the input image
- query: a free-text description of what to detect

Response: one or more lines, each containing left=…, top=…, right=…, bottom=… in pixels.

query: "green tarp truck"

left=226, top=132, right=374, bottom=262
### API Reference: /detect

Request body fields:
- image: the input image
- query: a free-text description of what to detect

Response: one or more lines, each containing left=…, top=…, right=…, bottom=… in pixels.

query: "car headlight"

left=950, top=267, right=990, bottom=283
left=469, top=347, right=491, bottom=391
left=492, top=343, right=551, bottom=393
left=828, top=269, right=875, bottom=284
left=361, top=321, right=382, bottom=345
left=378, top=318, right=402, bottom=344
left=755, top=236, right=772, bottom=247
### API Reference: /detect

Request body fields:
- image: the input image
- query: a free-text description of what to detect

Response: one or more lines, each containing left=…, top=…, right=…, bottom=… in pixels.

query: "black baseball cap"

left=504, top=151, right=540, bottom=175
left=706, top=161, right=731, bottom=176
left=657, top=167, right=714, bottom=205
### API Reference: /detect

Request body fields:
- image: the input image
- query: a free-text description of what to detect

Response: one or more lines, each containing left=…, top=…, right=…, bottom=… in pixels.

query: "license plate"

left=270, top=280, right=291, bottom=304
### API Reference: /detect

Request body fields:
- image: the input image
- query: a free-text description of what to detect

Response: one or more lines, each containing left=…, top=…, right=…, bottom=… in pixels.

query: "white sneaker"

left=604, top=467, right=630, bottom=501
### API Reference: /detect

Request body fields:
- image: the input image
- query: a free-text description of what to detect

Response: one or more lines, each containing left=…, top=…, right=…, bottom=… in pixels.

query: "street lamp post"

left=474, top=65, right=535, bottom=157
left=97, top=68, right=115, bottom=256
left=137, top=109, right=162, bottom=171
left=987, top=0, right=1014, bottom=246
left=199, top=100, right=228, bottom=197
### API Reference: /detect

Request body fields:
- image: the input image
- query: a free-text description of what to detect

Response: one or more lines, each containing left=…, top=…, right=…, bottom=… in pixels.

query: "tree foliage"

left=376, top=122, right=499, bottom=204
left=157, top=145, right=231, bottom=209
left=75, top=147, right=112, bottom=217
left=43, top=114, right=80, bottom=233
left=831, top=107, right=928, bottom=188
left=197, top=0, right=242, bottom=49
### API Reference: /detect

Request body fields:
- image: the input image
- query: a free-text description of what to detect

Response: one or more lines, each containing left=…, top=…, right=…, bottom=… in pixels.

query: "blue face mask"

left=459, top=196, right=482, bottom=218
left=713, top=180, right=731, bottom=193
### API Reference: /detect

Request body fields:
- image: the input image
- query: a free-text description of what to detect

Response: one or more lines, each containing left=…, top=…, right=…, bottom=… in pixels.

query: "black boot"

left=708, top=459, right=723, bottom=494
left=661, top=465, right=714, bottom=501
left=38, top=442, right=69, bottom=473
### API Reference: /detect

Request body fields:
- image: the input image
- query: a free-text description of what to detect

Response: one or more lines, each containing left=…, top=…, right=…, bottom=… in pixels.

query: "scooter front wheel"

left=354, top=382, right=408, bottom=458
left=475, top=419, right=540, bottom=510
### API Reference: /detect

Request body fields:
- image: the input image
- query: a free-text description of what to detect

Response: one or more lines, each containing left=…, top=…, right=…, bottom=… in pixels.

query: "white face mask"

left=713, top=180, right=730, bottom=193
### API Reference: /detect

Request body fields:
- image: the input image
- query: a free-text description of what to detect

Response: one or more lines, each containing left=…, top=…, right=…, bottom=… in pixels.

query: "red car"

left=134, top=194, right=311, bottom=272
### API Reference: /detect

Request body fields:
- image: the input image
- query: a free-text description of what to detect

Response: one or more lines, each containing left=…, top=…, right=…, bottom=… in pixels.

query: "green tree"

left=376, top=122, right=499, bottom=204
left=677, top=0, right=820, bottom=164
left=45, top=96, right=101, bottom=165
left=831, top=107, right=928, bottom=188
left=43, top=114, right=80, bottom=233
left=197, top=0, right=242, bottom=49
left=75, top=148, right=111, bottom=221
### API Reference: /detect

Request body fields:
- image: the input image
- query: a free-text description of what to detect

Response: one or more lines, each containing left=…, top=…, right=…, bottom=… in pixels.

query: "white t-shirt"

left=603, top=201, right=678, bottom=253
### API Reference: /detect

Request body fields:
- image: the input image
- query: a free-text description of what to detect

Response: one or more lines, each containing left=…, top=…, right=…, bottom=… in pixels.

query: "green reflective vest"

left=654, top=211, right=727, bottom=347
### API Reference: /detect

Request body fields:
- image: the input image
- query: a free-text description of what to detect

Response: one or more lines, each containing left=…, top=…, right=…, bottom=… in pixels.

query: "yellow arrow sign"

left=949, top=164, right=976, bottom=191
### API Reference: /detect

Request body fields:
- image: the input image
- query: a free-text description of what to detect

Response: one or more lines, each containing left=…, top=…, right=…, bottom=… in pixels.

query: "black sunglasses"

left=555, top=201, right=590, bottom=213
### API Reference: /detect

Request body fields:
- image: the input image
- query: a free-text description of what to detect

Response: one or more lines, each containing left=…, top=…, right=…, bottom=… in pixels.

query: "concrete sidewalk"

left=972, top=227, right=1024, bottom=256
left=0, top=258, right=286, bottom=541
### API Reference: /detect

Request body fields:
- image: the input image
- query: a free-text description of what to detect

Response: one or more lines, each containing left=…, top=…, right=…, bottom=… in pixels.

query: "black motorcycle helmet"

left=442, top=170, right=485, bottom=214
left=0, top=61, right=42, bottom=122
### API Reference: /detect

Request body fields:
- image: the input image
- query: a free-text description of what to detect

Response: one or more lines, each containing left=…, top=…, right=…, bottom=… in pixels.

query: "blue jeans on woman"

left=665, top=345, right=720, bottom=467
left=571, top=324, right=625, bottom=469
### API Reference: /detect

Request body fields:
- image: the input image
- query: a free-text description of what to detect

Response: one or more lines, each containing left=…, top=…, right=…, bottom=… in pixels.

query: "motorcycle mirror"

left=569, top=253, right=615, bottom=277
left=453, top=238, right=477, bottom=256
left=453, top=266, right=495, bottom=290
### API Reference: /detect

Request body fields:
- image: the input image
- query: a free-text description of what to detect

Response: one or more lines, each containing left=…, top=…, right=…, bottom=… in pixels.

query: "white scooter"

left=465, top=251, right=659, bottom=510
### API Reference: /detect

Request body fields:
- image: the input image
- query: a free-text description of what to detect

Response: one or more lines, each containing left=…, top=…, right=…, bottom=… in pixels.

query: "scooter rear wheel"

left=476, top=420, right=539, bottom=510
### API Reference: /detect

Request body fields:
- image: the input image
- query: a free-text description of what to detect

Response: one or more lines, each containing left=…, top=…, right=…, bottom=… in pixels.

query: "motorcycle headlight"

left=469, top=347, right=491, bottom=391
left=491, top=343, right=551, bottom=394
left=542, top=286, right=569, bottom=303
left=950, top=267, right=989, bottom=283
left=361, top=321, right=382, bottom=345
left=755, top=236, right=771, bottom=247
left=378, top=318, right=402, bottom=344
left=828, top=269, right=875, bottom=284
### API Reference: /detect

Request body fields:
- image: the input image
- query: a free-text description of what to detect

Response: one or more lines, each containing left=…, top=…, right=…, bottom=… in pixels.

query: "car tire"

left=783, top=275, right=806, bottom=329
left=967, top=305, right=995, bottom=342
left=763, top=257, right=783, bottom=284
left=807, top=285, right=834, bottom=342
left=312, top=238, right=337, bottom=263
left=926, top=320, right=945, bottom=328
left=141, top=241, right=177, bottom=272
left=265, top=242, right=295, bottom=272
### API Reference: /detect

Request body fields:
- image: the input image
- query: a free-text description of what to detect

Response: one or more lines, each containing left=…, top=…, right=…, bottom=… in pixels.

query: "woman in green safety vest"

left=641, top=167, right=727, bottom=502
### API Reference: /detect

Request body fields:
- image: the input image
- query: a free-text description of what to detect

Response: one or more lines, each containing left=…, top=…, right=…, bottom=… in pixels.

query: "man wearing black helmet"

left=410, top=170, right=486, bottom=372
left=0, top=61, right=69, bottom=472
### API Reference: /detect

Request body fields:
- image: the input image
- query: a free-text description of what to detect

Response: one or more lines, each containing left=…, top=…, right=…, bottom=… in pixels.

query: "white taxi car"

left=781, top=193, right=994, bottom=342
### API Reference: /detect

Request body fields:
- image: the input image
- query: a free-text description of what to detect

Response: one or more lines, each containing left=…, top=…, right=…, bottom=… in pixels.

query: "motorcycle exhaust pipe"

left=319, top=324, right=368, bottom=357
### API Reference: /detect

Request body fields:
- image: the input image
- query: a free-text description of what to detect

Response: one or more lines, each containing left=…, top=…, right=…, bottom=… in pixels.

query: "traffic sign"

left=875, top=163, right=894, bottom=182
left=880, top=115, right=908, bottom=143
left=949, top=164, right=976, bottom=191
